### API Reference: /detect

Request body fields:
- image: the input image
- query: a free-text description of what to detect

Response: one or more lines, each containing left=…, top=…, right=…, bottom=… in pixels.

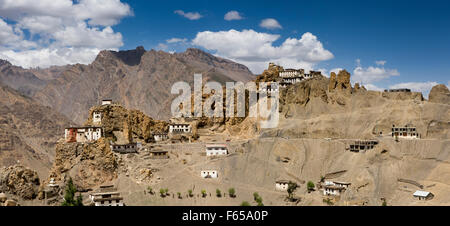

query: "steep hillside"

left=32, top=47, right=255, bottom=124
left=0, top=82, right=72, bottom=177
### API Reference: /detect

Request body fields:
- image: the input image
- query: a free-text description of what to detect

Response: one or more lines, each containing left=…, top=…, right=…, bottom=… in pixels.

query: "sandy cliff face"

left=273, top=71, right=449, bottom=140
left=429, top=84, right=450, bottom=104
left=48, top=138, right=117, bottom=190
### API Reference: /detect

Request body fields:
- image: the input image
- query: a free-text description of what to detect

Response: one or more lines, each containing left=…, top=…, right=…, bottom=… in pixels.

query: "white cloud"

left=192, top=29, right=333, bottom=74
left=375, top=60, right=386, bottom=66
left=224, top=11, right=243, bottom=21
left=0, top=18, right=36, bottom=49
left=389, top=81, right=439, bottom=97
left=0, top=0, right=131, bottom=26
left=259, top=18, right=282, bottom=30
left=0, top=0, right=131, bottom=68
left=330, top=68, right=343, bottom=75
left=0, top=47, right=102, bottom=68
left=364, top=83, right=384, bottom=91
left=166, top=38, right=187, bottom=44
left=352, top=60, right=400, bottom=84
left=174, top=10, right=202, bottom=20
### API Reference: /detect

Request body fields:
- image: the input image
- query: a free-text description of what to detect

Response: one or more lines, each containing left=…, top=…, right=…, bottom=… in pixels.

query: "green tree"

left=253, top=192, right=259, bottom=201
left=61, top=178, right=83, bottom=206
left=320, top=176, right=325, bottom=182
left=188, top=189, right=193, bottom=197
left=287, top=182, right=298, bottom=201
left=307, top=181, right=315, bottom=192
left=201, top=189, right=207, bottom=198
left=164, top=188, right=169, bottom=196
left=240, top=201, right=251, bottom=206
left=228, top=188, right=236, bottom=198
left=382, top=200, right=387, bottom=206
left=216, top=189, right=222, bottom=197
left=160, top=188, right=166, bottom=197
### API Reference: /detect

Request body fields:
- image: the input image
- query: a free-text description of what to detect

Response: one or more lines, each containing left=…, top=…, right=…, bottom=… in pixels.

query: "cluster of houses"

left=63, top=99, right=195, bottom=153
left=274, top=64, right=322, bottom=88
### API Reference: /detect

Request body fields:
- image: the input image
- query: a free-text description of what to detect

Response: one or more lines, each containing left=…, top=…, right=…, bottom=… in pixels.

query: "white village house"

left=200, top=170, right=218, bottom=178
left=322, top=181, right=351, bottom=196
left=205, top=144, right=228, bottom=156
left=92, top=111, right=102, bottom=124
left=392, top=124, right=420, bottom=139
left=110, top=142, right=142, bottom=154
left=65, top=127, right=102, bottom=143
left=89, top=185, right=124, bottom=206
left=169, top=124, right=191, bottom=134
left=153, top=133, right=168, bottom=142
left=101, top=99, right=113, bottom=105
left=275, top=180, right=290, bottom=191
left=413, top=190, right=434, bottom=200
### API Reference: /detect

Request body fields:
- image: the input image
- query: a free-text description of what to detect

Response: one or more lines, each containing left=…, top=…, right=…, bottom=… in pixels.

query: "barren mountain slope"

left=0, top=83, right=72, bottom=177
left=32, top=47, right=255, bottom=124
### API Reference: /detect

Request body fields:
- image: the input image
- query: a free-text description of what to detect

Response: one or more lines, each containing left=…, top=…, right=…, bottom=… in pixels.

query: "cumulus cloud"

left=352, top=60, right=400, bottom=84
left=174, top=10, right=202, bottom=20
left=259, top=18, right=282, bottom=30
left=389, top=81, right=439, bottom=97
left=192, top=29, right=333, bottom=73
left=166, top=38, right=187, bottom=44
left=364, top=83, right=384, bottom=91
left=0, top=0, right=131, bottom=68
left=224, top=11, right=243, bottom=21
left=375, top=60, right=386, bottom=66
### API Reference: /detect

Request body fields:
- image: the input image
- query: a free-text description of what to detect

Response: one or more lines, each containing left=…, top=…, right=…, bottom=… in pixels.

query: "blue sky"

left=115, top=0, right=450, bottom=95
left=0, top=0, right=449, bottom=96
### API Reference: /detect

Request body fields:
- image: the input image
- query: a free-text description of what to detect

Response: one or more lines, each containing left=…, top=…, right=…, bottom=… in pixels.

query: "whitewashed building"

left=201, top=170, right=218, bottom=178
left=391, top=124, right=420, bottom=139
left=322, top=181, right=351, bottom=196
left=323, top=185, right=346, bottom=196
left=110, top=142, right=141, bottom=154
left=153, top=133, right=168, bottom=142
left=279, top=69, right=304, bottom=78
left=93, top=111, right=102, bottom=124
left=205, top=144, right=228, bottom=156
left=89, top=191, right=123, bottom=206
left=169, top=124, right=191, bottom=133
left=275, top=180, right=290, bottom=191
left=101, top=99, right=113, bottom=105
left=413, top=190, right=434, bottom=200
left=332, top=181, right=351, bottom=189
left=65, top=127, right=102, bottom=143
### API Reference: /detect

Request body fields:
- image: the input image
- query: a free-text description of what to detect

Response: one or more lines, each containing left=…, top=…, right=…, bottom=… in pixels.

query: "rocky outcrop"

left=381, top=91, right=424, bottom=102
left=281, top=76, right=329, bottom=107
left=428, top=84, right=450, bottom=104
left=47, top=138, right=117, bottom=190
left=256, top=63, right=284, bottom=83
left=0, top=165, right=40, bottom=200
left=85, top=104, right=168, bottom=143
